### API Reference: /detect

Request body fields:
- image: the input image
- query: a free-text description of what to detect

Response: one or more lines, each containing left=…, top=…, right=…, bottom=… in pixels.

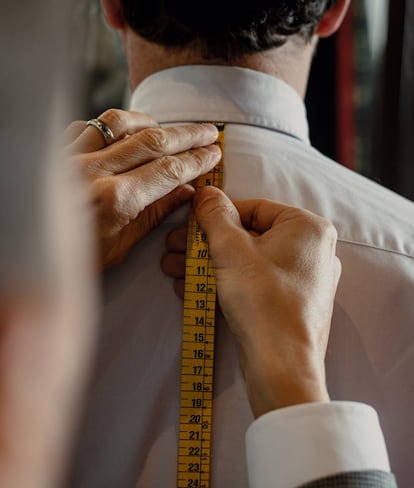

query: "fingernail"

left=205, top=144, right=221, bottom=157
left=202, top=124, right=219, bottom=137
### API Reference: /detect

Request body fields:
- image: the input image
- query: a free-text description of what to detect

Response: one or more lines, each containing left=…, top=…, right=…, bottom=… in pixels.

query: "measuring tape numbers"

left=177, top=123, right=225, bottom=488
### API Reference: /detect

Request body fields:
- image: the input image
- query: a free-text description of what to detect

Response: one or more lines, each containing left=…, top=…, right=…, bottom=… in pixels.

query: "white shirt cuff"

left=245, top=401, right=390, bottom=488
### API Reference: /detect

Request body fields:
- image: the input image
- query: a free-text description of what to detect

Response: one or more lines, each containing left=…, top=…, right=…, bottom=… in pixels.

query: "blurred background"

left=79, top=0, right=414, bottom=200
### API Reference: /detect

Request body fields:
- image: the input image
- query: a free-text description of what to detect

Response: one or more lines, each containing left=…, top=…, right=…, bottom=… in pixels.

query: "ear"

left=101, top=0, right=125, bottom=30
left=316, top=0, right=351, bottom=38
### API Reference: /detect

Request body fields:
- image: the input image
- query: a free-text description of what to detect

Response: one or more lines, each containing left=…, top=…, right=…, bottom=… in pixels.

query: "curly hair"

left=120, top=0, right=337, bottom=60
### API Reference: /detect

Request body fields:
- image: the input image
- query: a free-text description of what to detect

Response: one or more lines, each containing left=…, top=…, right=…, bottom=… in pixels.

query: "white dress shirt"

left=246, top=402, right=390, bottom=488
left=71, top=66, right=414, bottom=488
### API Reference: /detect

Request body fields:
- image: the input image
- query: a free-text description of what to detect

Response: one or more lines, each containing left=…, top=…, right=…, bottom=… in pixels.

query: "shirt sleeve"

left=245, top=401, right=391, bottom=488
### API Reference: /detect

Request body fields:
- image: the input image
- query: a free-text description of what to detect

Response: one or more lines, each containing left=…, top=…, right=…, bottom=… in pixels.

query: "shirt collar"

left=130, top=65, right=310, bottom=144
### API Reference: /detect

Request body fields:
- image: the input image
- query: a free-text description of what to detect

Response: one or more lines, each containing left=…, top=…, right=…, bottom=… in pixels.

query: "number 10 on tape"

left=177, top=123, right=224, bottom=488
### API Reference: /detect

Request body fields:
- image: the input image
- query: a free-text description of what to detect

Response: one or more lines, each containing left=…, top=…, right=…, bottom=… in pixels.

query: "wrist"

left=242, top=350, right=329, bottom=418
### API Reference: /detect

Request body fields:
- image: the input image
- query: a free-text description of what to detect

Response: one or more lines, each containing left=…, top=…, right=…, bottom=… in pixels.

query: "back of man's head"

left=119, top=0, right=336, bottom=60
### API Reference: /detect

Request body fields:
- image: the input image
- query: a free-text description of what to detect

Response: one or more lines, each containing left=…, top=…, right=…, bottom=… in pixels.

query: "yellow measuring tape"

left=177, top=123, right=225, bottom=488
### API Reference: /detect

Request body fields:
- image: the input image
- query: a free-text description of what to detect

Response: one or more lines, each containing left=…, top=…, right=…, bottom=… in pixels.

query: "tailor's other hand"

left=162, top=187, right=341, bottom=417
left=66, top=109, right=221, bottom=270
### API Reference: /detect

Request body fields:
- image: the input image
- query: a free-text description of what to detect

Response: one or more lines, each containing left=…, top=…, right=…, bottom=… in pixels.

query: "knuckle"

left=186, top=148, right=215, bottom=175
left=140, top=127, right=169, bottom=154
left=303, top=214, right=337, bottom=242
left=92, top=177, right=130, bottom=226
left=157, top=156, right=184, bottom=184
left=189, top=148, right=207, bottom=168
left=318, top=219, right=338, bottom=241
left=101, top=108, right=123, bottom=125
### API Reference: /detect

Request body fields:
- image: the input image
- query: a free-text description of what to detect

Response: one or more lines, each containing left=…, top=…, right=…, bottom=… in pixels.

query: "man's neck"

left=123, top=32, right=316, bottom=99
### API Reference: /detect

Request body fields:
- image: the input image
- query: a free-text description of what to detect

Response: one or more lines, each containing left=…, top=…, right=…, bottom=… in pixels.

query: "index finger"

left=98, top=123, right=219, bottom=175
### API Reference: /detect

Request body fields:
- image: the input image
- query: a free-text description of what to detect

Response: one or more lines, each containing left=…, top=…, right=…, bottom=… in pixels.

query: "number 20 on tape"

left=177, top=123, right=224, bottom=488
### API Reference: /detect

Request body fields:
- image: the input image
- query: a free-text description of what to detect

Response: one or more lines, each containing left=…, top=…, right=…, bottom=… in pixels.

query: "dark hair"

left=120, top=0, right=336, bottom=60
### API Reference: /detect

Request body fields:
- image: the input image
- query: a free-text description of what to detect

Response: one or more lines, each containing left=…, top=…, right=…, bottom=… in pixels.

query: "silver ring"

left=86, top=118, right=115, bottom=146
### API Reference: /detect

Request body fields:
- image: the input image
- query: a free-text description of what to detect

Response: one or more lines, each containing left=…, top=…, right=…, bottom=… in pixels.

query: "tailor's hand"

left=162, top=187, right=341, bottom=418
left=65, top=109, right=221, bottom=270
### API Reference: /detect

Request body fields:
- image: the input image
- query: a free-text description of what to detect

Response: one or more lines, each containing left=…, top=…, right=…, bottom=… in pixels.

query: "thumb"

left=193, top=187, right=243, bottom=249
